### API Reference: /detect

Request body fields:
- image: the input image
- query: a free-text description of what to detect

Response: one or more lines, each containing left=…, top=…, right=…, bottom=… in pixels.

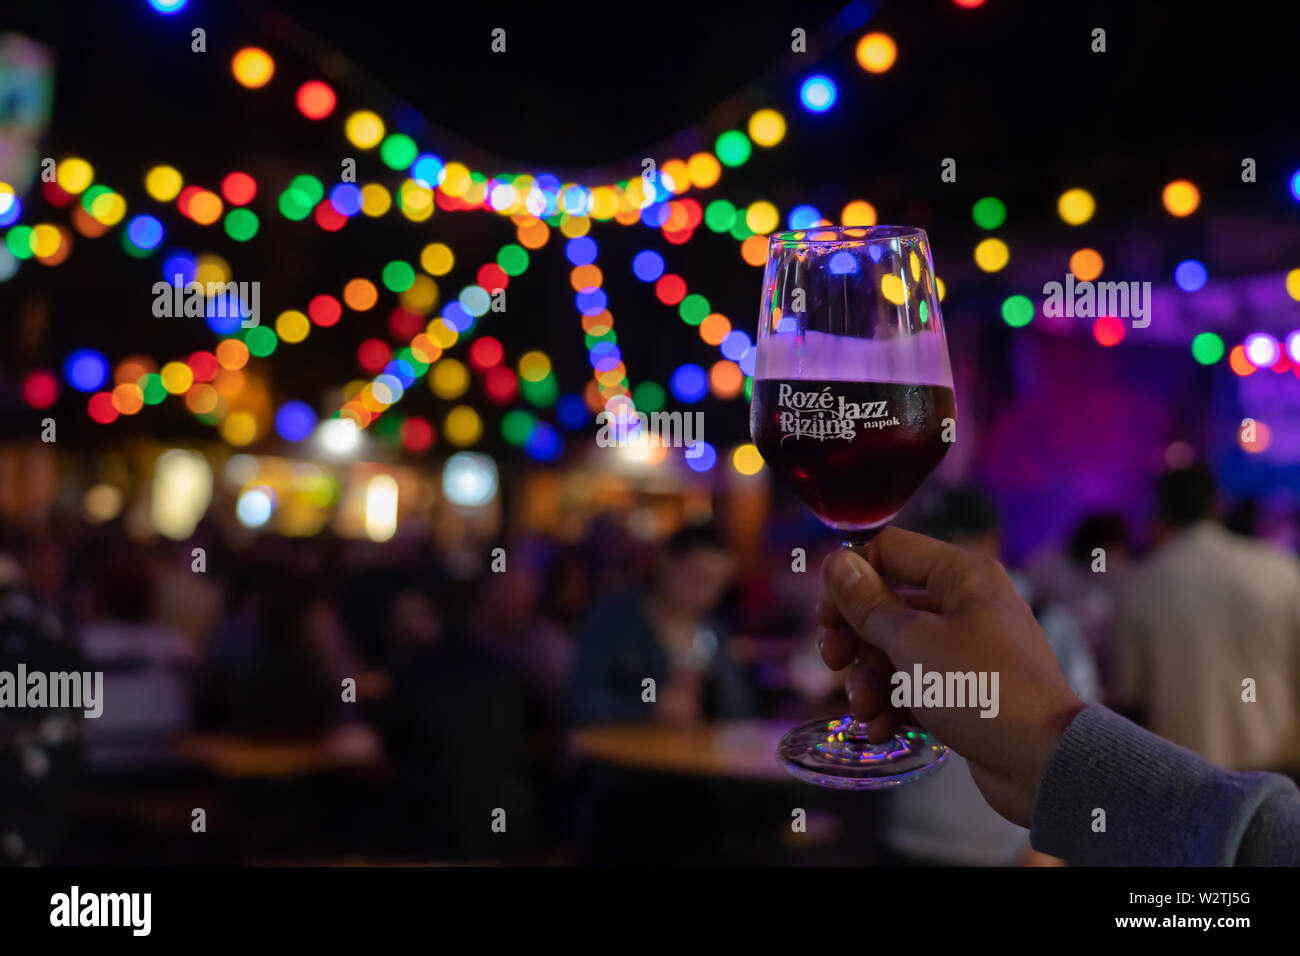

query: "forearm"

left=1029, top=704, right=1300, bottom=865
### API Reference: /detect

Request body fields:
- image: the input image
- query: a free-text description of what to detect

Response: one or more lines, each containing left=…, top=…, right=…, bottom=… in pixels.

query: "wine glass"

left=750, top=225, right=955, bottom=789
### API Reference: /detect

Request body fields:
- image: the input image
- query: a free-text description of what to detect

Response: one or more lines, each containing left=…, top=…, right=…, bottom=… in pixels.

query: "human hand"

left=816, top=526, right=1086, bottom=826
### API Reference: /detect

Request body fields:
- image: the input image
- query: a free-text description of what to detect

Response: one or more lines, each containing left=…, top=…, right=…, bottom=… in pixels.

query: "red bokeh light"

left=188, top=351, right=220, bottom=382
left=87, top=392, right=118, bottom=424
left=221, top=172, right=257, bottom=206
left=313, top=200, right=347, bottom=232
left=387, top=307, right=422, bottom=340
left=1093, top=316, right=1125, bottom=347
left=400, top=416, right=435, bottom=453
left=655, top=274, right=687, bottom=305
left=357, top=338, right=391, bottom=374
left=308, top=295, right=342, bottom=327
left=477, top=264, right=509, bottom=292
left=296, top=81, right=337, bottom=120
left=469, top=337, right=504, bottom=371
left=483, top=366, right=518, bottom=404
left=22, top=371, right=59, bottom=409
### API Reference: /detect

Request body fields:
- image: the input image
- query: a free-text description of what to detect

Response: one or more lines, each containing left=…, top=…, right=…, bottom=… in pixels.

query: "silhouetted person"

left=570, top=523, right=756, bottom=727
left=1115, top=465, right=1300, bottom=770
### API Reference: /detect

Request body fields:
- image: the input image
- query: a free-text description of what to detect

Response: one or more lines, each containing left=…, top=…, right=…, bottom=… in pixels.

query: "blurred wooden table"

left=569, top=720, right=794, bottom=781
left=177, top=724, right=384, bottom=778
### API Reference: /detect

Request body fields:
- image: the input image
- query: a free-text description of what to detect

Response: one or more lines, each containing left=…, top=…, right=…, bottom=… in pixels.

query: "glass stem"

left=841, top=525, right=884, bottom=554
left=839, top=717, right=874, bottom=742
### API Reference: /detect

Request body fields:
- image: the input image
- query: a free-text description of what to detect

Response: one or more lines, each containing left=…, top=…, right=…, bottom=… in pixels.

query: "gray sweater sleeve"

left=1029, top=704, right=1300, bottom=865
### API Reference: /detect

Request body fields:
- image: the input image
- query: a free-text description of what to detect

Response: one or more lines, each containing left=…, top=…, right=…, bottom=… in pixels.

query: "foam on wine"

left=755, top=329, right=953, bottom=389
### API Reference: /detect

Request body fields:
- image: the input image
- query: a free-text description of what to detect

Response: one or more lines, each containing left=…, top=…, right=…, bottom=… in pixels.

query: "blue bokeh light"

left=799, top=75, right=838, bottom=113
left=274, top=401, right=317, bottom=442
left=1173, top=259, right=1207, bottom=292
left=632, top=250, right=665, bottom=282
left=65, top=349, right=109, bottom=392
left=670, top=364, right=708, bottom=403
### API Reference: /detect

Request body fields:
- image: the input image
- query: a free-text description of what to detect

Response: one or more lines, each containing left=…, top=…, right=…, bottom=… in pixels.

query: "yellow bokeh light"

left=560, top=214, right=591, bottom=239
left=345, top=110, right=385, bottom=149
left=30, top=224, right=61, bottom=257
left=1057, top=188, right=1095, bottom=225
left=518, top=351, right=551, bottom=383
left=360, top=183, right=391, bottom=217
left=590, top=186, right=619, bottom=219
left=400, top=275, right=438, bottom=313
left=974, top=238, right=1010, bottom=272
left=195, top=254, right=231, bottom=286
left=1286, top=268, right=1300, bottom=302
left=231, top=48, right=275, bottom=88
left=56, top=158, right=94, bottom=194
left=748, top=109, right=787, bottom=147
left=746, top=200, right=779, bottom=235
left=398, top=179, right=434, bottom=215
left=426, top=318, right=459, bottom=349
left=441, top=162, right=471, bottom=196
left=421, top=242, right=454, bottom=276
left=431, top=358, right=470, bottom=398
left=856, top=32, right=897, bottom=73
left=732, top=443, right=764, bottom=476
left=936, top=277, right=946, bottom=301
left=145, top=165, right=183, bottom=202
left=276, top=310, right=310, bottom=343
left=444, top=405, right=483, bottom=447
left=160, top=362, right=194, bottom=395
left=1069, top=248, right=1104, bottom=281
left=881, top=274, right=907, bottom=305
left=841, top=200, right=877, bottom=226
left=1162, top=179, right=1200, bottom=217
left=661, top=159, right=690, bottom=194
left=90, top=191, right=126, bottom=225
left=688, top=152, right=722, bottom=189
left=221, top=411, right=259, bottom=446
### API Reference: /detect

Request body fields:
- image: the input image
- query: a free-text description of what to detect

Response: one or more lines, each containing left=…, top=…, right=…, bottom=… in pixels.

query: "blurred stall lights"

left=224, top=453, right=259, bottom=486
left=151, top=450, right=214, bottom=539
left=82, top=484, right=124, bottom=523
left=235, top=486, right=275, bottom=528
left=442, top=452, right=498, bottom=507
left=1287, top=330, right=1300, bottom=363
left=317, top=418, right=360, bottom=456
left=363, top=474, right=399, bottom=542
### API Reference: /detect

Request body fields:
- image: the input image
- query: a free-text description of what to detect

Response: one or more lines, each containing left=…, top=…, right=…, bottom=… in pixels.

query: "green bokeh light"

left=972, top=196, right=1007, bottom=230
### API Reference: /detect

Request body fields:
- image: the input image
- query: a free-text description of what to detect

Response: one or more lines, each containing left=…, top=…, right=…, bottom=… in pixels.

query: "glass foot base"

left=777, top=715, right=948, bottom=790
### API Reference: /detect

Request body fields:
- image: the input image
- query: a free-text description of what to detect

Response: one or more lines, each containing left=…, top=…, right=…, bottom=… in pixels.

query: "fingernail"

left=827, top=551, right=865, bottom=592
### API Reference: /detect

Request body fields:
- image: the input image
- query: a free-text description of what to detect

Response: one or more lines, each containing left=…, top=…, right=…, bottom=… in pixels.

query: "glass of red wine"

left=751, top=225, right=955, bottom=789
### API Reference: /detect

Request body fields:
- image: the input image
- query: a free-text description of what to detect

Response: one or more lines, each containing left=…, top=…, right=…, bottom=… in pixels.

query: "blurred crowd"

left=1, top=463, right=1298, bottom=865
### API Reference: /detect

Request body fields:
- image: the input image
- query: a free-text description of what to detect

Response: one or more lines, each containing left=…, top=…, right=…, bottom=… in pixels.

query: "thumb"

left=821, top=548, right=920, bottom=659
